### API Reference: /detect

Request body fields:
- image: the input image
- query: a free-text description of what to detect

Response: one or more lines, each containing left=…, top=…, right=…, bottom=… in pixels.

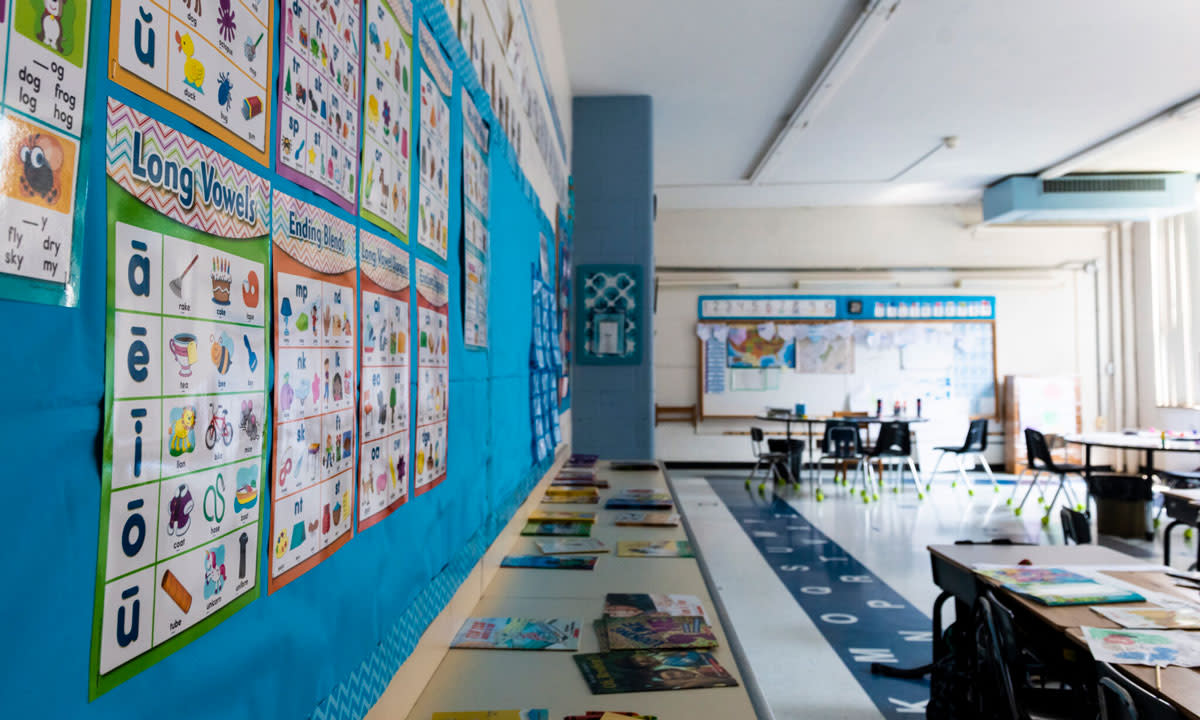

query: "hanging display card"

left=110, top=0, right=272, bottom=164
left=269, top=189, right=356, bottom=591
left=358, top=229, right=410, bottom=530
left=0, top=0, right=93, bottom=304
left=415, top=21, right=450, bottom=260
left=276, top=0, right=360, bottom=209
left=359, top=0, right=412, bottom=239
left=462, top=89, right=488, bottom=347
left=92, top=100, right=270, bottom=697
left=414, top=258, right=448, bottom=493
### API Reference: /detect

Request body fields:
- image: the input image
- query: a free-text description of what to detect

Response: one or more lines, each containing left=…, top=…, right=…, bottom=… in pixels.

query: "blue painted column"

left=571, top=95, right=655, bottom=459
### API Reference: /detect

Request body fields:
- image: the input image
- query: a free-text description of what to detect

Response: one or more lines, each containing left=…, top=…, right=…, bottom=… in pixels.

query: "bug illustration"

left=18, top=133, right=64, bottom=203
left=217, top=0, right=236, bottom=42
left=217, top=72, right=233, bottom=108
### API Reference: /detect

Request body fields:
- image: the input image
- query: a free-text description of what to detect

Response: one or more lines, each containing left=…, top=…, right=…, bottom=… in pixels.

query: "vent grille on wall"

left=1042, top=177, right=1167, bottom=194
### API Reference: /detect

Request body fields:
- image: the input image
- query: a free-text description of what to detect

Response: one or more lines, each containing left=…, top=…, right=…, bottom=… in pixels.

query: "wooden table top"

left=928, top=544, right=1200, bottom=720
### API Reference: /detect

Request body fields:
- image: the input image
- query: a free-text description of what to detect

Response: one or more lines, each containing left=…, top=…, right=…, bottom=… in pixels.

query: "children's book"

left=563, top=714, right=657, bottom=720
left=602, top=615, right=718, bottom=651
left=605, top=490, right=673, bottom=510
left=558, top=468, right=597, bottom=479
left=1082, top=626, right=1200, bottom=666
left=603, top=593, right=707, bottom=619
left=536, top=538, right=610, bottom=555
left=1091, top=606, right=1200, bottom=629
left=543, top=488, right=601, bottom=504
left=567, top=454, right=599, bottom=467
left=433, top=712, right=549, bottom=720
left=617, top=541, right=694, bottom=558
left=613, top=512, right=680, bottom=527
left=451, top=618, right=581, bottom=651
left=553, top=477, right=610, bottom=488
left=521, top=521, right=592, bottom=537
left=572, top=650, right=739, bottom=694
left=977, top=566, right=1145, bottom=606
left=976, top=567, right=1095, bottom=585
left=501, top=555, right=598, bottom=570
left=529, top=510, right=597, bottom=524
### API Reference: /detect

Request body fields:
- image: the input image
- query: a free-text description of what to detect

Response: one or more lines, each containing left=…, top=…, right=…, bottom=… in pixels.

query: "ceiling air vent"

left=983, top=173, right=1196, bottom=223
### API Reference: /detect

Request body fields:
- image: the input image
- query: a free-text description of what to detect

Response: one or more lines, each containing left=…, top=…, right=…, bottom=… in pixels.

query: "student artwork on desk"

left=357, top=229, right=410, bottom=530
left=462, top=89, right=489, bottom=347
left=415, top=21, right=451, bottom=259
left=414, top=258, right=448, bottom=493
left=269, top=189, right=356, bottom=592
left=359, top=0, right=412, bottom=238
left=276, top=0, right=360, bottom=209
left=111, top=0, right=272, bottom=164
left=0, top=0, right=93, bottom=304
left=1083, top=627, right=1200, bottom=667
left=92, top=101, right=270, bottom=698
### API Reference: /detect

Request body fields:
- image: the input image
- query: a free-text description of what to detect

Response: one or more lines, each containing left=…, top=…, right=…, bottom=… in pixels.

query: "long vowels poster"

left=358, top=230, right=410, bottom=530
left=414, top=258, right=447, bottom=494
left=359, top=0, right=412, bottom=240
left=92, top=100, right=270, bottom=698
left=269, top=189, right=357, bottom=592
left=415, top=21, right=450, bottom=261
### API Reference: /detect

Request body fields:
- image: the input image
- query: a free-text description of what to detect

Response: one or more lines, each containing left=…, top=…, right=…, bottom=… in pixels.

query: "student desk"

left=1161, top=487, right=1200, bottom=569
left=928, top=543, right=1200, bottom=720
left=1063, top=432, right=1200, bottom=479
left=754, top=413, right=927, bottom=484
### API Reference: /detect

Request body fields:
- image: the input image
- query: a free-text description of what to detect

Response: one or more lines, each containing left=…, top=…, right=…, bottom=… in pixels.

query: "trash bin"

left=767, top=438, right=805, bottom=481
left=1086, top=474, right=1153, bottom=539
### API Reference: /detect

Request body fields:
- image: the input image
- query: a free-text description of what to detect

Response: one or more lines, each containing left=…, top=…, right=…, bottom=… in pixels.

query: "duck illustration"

left=176, top=31, right=206, bottom=93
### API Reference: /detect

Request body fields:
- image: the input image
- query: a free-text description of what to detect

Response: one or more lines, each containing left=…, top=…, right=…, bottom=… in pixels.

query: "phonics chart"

left=276, top=0, right=361, bottom=209
left=93, top=101, right=270, bottom=697
left=0, top=0, right=93, bottom=297
left=357, top=230, right=410, bottom=530
left=415, top=20, right=450, bottom=260
left=359, top=0, right=412, bottom=239
left=461, top=90, right=488, bottom=348
left=414, top=258, right=448, bottom=493
left=269, top=189, right=356, bottom=592
left=110, top=0, right=273, bottom=164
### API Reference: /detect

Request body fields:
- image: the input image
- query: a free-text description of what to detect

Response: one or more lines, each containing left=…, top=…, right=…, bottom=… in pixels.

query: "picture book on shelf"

left=573, top=650, right=739, bottom=694
left=501, top=555, right=598, bottom=570
left=603, top=594, right=707, bottom=619
left=433, top=712, right=549, bottom=720
left=451, top=618, right=582, bottom=651
left=617, top=541, right=695, bottom=558
left=521, top=521, right=593, bottom=537
left=529, top=510, right=597, bottom=524
left=536, top=538, right=609, bottom=555
left=613, top=512, right=680, bottom=527
left=601, top=615, right=718, bottom=651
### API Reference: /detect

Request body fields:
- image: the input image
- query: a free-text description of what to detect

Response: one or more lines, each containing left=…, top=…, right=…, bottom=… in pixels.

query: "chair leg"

left=954, top=454, right=973, bottom=496
left=925, top=452, right=945, bottom=494
left=907, top=457, right=920, bottom=496
left=746, top=458, right=765, bottom=489
left=1015, top=471, right=1042, bottom=515
left=1041, top=474, right=1068, bottom=526
left=978, top=455, right=999, bottom=493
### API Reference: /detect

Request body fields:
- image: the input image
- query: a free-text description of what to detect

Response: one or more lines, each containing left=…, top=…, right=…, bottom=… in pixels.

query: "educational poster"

left=92, top=101, right=270, bottom=697
left=462, top=89, right=488, bottom=347
left=726, top=325, right=794, bottom=369
left=276, top=0, right=360, bottom=210
left=269, top=189, right=356, bottom=592
left=415, top=21, right=451, bottom=260
left=555, top=211, right=570, bottom=404
left=110, top=0, right=272, bottom=164
left=414, top=259, right=448, bottom=493
left=0, top=0, right=93, bottom=304
left=358, top=230, right=410, bottom=530
left=359, top=0, right=411, bottom=239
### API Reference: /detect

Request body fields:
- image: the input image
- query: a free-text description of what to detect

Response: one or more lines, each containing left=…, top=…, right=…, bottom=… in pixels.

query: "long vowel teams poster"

left=269, top=189, right=357, bottom=592
left=92, top=100, right=270, bottom=698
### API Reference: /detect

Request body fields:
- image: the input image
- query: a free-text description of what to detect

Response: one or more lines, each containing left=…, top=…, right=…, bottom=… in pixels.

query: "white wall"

left=653, top=204, right=1111, bottom=464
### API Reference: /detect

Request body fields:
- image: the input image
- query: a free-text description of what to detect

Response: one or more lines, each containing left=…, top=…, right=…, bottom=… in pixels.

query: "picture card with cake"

left=414, top=259, right=448, bottom=493
left=110, top=0, right=272, bottom=163
left=0, top=0, right=94, bottom=305
left=360, top=0, right=413, bottom=238
left=92, top=100, right=270, bottom=698
left=415, top=21, right=451, bottom=260
left=358, top=229, right=411, bottom=530
left=269, top=189, right=357, bottom=592
left=276, top=0, right=361, bottom=208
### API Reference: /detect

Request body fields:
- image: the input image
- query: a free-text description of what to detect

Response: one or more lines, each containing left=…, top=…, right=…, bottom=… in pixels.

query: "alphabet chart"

left=415, top=20, right=450, bottom=260
left=275, top=0, right=360, bottom=211
left=461, top=89, right=487, bottom=348
left=358, top=0, right=411, bottom=240
left=357, top=229, right=410, bottom=530
left=110, top=0, right=273, bottom=164
left=92, top=101, right=270, bottom=698
left=414, top=258, right=448, bottom=493
left=269, top=189, right=356, bottom=592
left=0, top=0, right=93, bottom=300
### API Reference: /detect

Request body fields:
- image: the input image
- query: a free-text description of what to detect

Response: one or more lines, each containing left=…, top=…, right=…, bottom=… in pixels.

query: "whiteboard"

left=699, top=320, right=997, bottom=420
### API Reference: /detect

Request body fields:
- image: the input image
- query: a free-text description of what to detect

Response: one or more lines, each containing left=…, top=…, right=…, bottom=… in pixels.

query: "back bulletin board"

left=697, top=294, right=999, bottom=421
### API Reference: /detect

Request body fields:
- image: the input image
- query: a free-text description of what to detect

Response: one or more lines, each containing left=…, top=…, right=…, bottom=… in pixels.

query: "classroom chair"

left=1007, top=433, right=1051, bottom=510
left=1151, top=468, right=1200, bottom=533
left=1095, top=661, right=1182, bottom=720
left=864, top=421, right=921, bottom=498
left=924, top=418, right=998, bottom=497
left=1017, top=428, right=1092, bottom=525
left=745, top=427, right=797, bottom=495
left=1059, top=507, right=1091, bottom=544
left=819, top=420, right=866, bottom=503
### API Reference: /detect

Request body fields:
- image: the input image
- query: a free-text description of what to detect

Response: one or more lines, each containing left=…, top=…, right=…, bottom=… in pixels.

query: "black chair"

left=864, top=421, right=920, bottom=499
left=974, top=590, right=1076, bottom=720
left=817, top=420, right=863, bottom=502
left=1017, top=428, right=1090, bottom=526
left=1156, top=469, right=1200, bottom=569
left=1060, top=507, right=1092, bottom=544
left=767, top=437, right=805, bottom=491
left=1095, top=661, right=1182, bottom=720
left=926, top=418, right=998, bottom=497
left=745, top=427, right=795, bottom=495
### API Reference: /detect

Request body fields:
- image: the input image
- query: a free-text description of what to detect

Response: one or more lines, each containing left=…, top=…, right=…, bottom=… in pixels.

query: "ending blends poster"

left=414, top=258, right=448, bottom=493
left=269, top=189, right=357, bottom=592
left=93, top=100, right=270, bottom=697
